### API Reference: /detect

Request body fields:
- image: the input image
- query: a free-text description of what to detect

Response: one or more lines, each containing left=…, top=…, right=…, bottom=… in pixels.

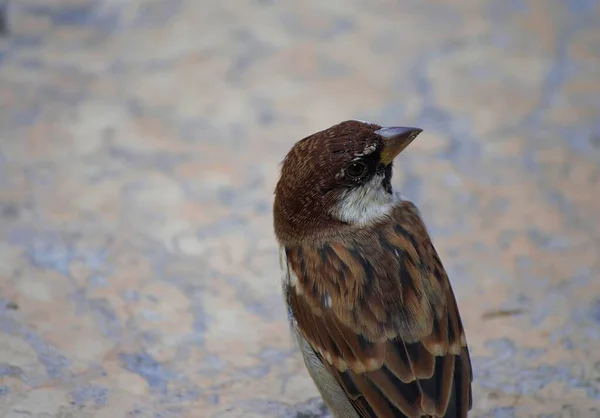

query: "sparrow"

left=273, top=120, right=473, bottom=418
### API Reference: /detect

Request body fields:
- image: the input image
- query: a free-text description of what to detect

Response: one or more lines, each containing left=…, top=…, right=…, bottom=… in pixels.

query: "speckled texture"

left=1, top=1, right=599, bottom=417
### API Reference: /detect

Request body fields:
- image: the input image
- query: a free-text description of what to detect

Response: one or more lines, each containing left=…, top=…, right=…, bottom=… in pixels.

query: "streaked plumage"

left=274, top=120, right=473, bottom=418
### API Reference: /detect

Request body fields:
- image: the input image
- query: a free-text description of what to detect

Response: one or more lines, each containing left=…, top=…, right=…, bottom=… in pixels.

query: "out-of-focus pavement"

left=1, top=1, right=600, bottom=417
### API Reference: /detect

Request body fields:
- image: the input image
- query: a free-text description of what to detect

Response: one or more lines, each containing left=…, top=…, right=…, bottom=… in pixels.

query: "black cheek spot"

left=381, top=164, right=393, bottom=193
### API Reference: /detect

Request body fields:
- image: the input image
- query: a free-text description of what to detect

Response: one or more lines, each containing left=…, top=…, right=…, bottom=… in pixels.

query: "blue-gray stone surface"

left=1, top=1, right=599, bottom=417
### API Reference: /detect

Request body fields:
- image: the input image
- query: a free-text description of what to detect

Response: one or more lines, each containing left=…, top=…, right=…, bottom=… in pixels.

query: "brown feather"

left=283, top=201, right=473, bottom=418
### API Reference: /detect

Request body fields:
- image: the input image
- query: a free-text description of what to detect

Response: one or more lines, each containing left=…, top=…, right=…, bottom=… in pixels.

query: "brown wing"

left=284, top=201, right=473, bottom=418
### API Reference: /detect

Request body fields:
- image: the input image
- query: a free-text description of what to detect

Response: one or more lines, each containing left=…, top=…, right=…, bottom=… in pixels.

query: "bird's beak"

left=376, top=126, right=423, bottom=165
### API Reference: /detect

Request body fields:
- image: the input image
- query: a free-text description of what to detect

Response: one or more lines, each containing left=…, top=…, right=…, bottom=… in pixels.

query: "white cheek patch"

left=331, top=175, right=398, bottom=226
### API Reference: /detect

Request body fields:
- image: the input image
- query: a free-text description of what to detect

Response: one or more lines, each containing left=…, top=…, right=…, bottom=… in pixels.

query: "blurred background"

left=1, top=0, right=599, bottom=417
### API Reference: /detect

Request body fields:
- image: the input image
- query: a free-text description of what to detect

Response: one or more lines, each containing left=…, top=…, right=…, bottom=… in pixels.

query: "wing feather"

left=285, top=201, right=472, bottom=418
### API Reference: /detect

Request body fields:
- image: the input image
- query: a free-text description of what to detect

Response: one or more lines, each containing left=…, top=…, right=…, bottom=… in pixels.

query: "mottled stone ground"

left=1, top=1, right=600, bottom=417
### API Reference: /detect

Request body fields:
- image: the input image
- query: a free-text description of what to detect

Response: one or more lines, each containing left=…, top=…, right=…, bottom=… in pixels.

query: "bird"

left=273, top=120, right=473, bottom=418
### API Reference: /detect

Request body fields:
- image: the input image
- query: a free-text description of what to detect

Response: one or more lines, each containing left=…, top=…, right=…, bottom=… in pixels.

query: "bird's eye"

left=345, top=162, right=367, bottom=179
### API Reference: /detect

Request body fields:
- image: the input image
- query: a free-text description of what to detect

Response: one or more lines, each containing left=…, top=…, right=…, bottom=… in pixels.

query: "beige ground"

left=1, top=1, right=600, bottom=417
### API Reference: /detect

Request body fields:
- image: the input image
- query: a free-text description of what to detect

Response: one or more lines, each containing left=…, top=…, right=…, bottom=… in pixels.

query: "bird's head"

left=273, top=120, right=422, bottom=243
